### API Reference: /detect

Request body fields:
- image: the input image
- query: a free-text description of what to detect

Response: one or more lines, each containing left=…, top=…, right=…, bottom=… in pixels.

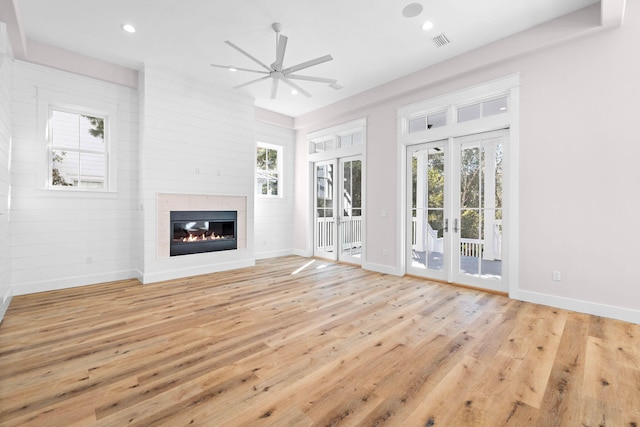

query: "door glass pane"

left=411, top=145, right=445, bottom=271
left=340, top=160, right=362, bottom=259
left=316, top=164, right=334, bottom=253
left=459, top=140, right=502, bottom=280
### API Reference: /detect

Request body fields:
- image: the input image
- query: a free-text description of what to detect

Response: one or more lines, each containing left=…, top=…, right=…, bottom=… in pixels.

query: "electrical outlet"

left=552, top=270, right=561, bottom=281
left=382, top=248, right=388, bottom=256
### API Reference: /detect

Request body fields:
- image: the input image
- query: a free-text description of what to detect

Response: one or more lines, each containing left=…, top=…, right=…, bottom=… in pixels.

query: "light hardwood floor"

left=0, top=256, right=638, bottom=426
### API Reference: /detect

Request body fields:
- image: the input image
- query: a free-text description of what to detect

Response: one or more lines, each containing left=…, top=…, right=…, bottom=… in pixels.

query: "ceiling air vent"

left=432, top=33, right=450, bottom=47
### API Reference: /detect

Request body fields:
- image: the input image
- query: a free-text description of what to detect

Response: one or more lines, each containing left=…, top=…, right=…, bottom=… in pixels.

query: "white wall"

left=138, top=66, right=257, bottom=283
left=293, top=4, right=640, bottom=323
left=254, top=120, right=295, bottom=259
left=0, top=24, right=12, bottom=322
left=10, top=61, right=139, bottom=294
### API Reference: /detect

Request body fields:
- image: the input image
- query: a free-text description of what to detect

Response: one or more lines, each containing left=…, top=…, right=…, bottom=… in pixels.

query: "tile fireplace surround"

left=157, top=194, right=247, bottom=259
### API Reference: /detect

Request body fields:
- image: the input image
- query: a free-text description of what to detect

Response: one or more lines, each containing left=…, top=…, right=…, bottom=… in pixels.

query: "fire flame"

left=180, top=233, right=225, bottom=243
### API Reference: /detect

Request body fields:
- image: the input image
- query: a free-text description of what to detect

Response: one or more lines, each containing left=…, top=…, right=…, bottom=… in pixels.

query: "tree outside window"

left=256, top=143, right=282, bottom=196
left=50, top=110, right=106, bottom=189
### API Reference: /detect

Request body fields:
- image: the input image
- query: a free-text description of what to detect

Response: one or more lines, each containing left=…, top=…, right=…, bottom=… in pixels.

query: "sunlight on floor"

left=291, top=259, right=315, bottom=275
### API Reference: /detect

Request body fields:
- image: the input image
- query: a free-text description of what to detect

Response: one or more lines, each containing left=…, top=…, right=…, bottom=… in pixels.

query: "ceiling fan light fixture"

left=211, top=22, right=338, bottom=99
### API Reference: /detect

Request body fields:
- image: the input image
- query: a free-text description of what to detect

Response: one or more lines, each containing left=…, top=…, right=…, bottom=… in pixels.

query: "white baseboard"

left=511, top=288, right=640, bottom=325
left=254, top=249, right=294, bottom=260
left=362, top=262, right=403, bottom=276
left=0, top=287, right=13, bottom=324
left=141, top=259, right=256, bottom=284
left=292, top=248, right=312, bottom=257
left=12, top=269, right=138, bottom=296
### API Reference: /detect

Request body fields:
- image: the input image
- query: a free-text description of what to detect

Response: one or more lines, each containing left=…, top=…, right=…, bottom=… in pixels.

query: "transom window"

left=310, top=131, right=363, bottom=154
left=256, top=142, right=283, bottom=196
left=49, top=109, right=107, bottom=189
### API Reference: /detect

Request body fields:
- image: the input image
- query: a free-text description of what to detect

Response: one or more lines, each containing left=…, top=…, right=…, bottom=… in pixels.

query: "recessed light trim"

left=121, top=23, right=136, bottom=33
left=228, top=66, right=237, bottom=72
left=402, top=3, right=423, bottom=18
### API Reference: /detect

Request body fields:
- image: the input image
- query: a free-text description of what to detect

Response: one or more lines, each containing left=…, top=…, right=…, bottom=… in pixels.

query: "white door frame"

left=397, top=74, right=519, bottom=294
left=313, top=156, right=364, bottom=264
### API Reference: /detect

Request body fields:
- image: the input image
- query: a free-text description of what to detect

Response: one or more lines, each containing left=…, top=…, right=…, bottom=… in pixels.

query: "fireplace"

left=170, top=210, right=237, bottom=256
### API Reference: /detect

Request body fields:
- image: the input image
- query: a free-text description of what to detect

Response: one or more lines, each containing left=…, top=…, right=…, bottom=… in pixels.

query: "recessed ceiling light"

left=121, top=23, right=136, bottom=33
left=421, top=20, right=434, bottom=31
left=402, top=3, right=423, bottom=18
left=228, top=66, right=237, bottom=72
left=291, top=89, right=298, bottom=95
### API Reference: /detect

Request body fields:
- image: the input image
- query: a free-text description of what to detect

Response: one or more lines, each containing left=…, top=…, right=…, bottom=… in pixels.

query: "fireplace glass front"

left=170, top=210, right=237, bottom=256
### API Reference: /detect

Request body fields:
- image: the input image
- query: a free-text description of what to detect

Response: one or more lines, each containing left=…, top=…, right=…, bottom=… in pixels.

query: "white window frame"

left=308, top=118, right=366, bottom=162
left=48, top=107, right=108, bottom=189
left=256, top=141, right=283, bottom=197
left=37, top=88, right=118, bottom=193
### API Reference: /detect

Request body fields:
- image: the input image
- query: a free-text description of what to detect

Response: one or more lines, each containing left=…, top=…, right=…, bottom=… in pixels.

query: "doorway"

left=314, top=156, right=363, bottom=264
left=407, top=130, right=506, bottom=292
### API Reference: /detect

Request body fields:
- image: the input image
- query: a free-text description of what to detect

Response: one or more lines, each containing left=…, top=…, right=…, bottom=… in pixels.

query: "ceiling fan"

left=211, top=23, right=342, bottom=99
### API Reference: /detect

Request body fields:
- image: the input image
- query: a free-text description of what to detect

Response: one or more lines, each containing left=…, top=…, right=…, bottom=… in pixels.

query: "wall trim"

left=254, top=249, right=294, bottom=260
left=142, top=259, right=255, bottom=284
left=0, top=288, right=13, bottom=324
left=12, top=270, right=138, bottom=296
left=363, top=262, right=403, bottom=277
left=292, top=248, right=312, bottom=257
left=511, top=289, right=640, bottom=325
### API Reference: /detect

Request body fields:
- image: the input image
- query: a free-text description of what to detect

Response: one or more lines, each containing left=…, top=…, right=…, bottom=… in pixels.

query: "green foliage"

left=256, top=146, right=279, bottom=195
left=82, top=115, right=104, bottom=139
left=51, top=150, right=73, bottom=186
left=412, top=143, right=503, bottom=240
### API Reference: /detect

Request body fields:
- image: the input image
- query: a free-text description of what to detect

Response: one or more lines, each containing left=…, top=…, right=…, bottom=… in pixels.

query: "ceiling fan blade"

left=225, top=40, right=273, bottom=72
left=282, top=78, right=311, bottom=97
left=271, top=79, right=279, bottom=99
left=281, top=54, right=333, bottom=75
left=286, top=74, right=337, bottom=84
left=274, top=34, right=288, bottom=71
left=233, top=75, right=270, bottom=89
left=210, top=64, right=269, bottom=75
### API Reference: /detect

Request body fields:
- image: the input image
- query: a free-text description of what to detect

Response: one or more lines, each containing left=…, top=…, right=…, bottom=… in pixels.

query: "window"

left=457, top=96, right=508, bottom=123
left=338, top=131, right=363, bottom=148
left=49, top=109, right=107, bottom=189
left=256, top=142, right=283, bottom=196
left=408, top=111, right=448, bottom=133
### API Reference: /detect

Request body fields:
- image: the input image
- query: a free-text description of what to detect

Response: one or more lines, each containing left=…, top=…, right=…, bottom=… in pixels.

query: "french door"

left=407, top=130, right=506, bottom=292
left=314, top=156, right=363, bottom=264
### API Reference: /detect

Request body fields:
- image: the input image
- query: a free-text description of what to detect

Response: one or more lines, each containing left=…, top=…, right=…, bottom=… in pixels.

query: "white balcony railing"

left=316, top=216, right=362, bottom=251
left=411, top=217, right=502, bottom=260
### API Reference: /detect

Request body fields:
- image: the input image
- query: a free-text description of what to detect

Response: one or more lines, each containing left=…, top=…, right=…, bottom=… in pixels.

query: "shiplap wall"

left=254, top=121, right=295, bottom=259
left=10, top=61, right=139, bottom=294
left=0, top=50, right=12, bottom=321
left=138, top=66, right=256, bottom=283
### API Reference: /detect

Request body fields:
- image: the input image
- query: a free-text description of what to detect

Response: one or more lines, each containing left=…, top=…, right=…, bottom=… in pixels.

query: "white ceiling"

left=13, top=0, right=599, bottom=117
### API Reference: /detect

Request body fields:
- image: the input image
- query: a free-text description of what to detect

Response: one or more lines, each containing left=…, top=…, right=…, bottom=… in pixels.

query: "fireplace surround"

left=170, top=210, right=237, bottom=256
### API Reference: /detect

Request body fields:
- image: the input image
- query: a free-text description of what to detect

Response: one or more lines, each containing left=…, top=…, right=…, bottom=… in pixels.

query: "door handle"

left=453, top=218, right=459, bottom=233
left=444, top=218, right=449, bottom=233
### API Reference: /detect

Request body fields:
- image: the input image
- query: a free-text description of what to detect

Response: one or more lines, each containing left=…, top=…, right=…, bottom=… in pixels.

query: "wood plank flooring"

left=0, top=255, right=638, bottom=426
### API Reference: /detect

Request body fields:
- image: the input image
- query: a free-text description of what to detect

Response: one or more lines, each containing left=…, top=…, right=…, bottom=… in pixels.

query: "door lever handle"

left=444, top=218, right=449, bottom=233
left=453, top=218, right=459, bottom=233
